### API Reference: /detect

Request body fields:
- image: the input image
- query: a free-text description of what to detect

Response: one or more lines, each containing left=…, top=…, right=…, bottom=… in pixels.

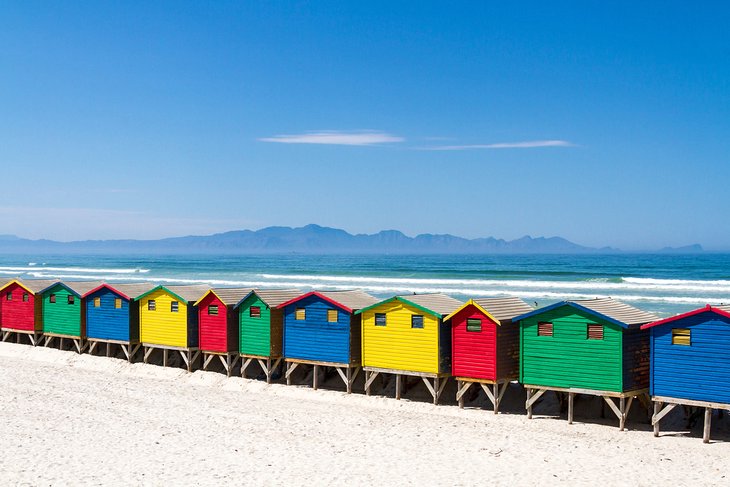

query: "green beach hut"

left=39, top=280, right=103, bottom=353
left=234, top=288, right=301, bottom=383
left=513, top=297, right=658, bottom=430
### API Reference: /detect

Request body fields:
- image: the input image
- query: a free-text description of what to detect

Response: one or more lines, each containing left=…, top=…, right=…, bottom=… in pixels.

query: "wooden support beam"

left=129, top=344, right=140, bottom=363
left=526, top=388, right=547, bottom=410
left=494, top=382, right=509, bottom=414
left=89, top=341, right=98, bottom=354
left=456, top=380, right=472, bottom=409
left=703, top=407, right=712, bottom=444
left=480, top=383, right=496, bottom=408
left=603, top=396, right=622, bottom=422
left=203, top=354, right=214, bottom=370
left=241, top=358, right=254, bottom=378
left=285, top=361, right=299, bottom=385
left=106, top=342, right=111, bottom=357
left=435, top=377, right=448, bottom=406
left=653, top=401, right=662, bottom=437
left=162, top=348, right=168, bottom=367
left=395, top=374, right=402, bottom=400
left=421, top=376, right=436, bottom=399
left=364, top=370, right=380, bottom=395
left=143, top=346, right=153, bottom=363
left=346, top=367, right=353, bottom=394
left=568, top=392, right=575, bottom=424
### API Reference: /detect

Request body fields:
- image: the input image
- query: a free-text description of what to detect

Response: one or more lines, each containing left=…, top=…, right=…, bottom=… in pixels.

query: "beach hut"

left=0, top=279, right=58, bottom=345
left=38, top=280, right=104, bottom=353
left=356, top=293, right=463, bottom=404
left=233, top=288, right=302, bottom=383
left=513, top=297, right=658, bottom=430
left=136, top=284, right=210, bottom=371
left=82, top=282, right=155, bottom=362
left=642, top=305, right=730, bottom=443
left=277, top=290, right=378, bottom=393
left=443, top=297, right=534, bottom=412
left=193, top=287, right=252, bottom=376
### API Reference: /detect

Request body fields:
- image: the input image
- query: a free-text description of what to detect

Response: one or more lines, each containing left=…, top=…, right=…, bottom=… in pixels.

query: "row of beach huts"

left=0, top=278, right=728, bottom=443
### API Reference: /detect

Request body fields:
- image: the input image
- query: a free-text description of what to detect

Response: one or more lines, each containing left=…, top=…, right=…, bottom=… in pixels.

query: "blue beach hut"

left=82, top=282, right=154, bottom=361
left=276, top=290, right=378, bottom=393
left=642, top=304, right=730, bottom=442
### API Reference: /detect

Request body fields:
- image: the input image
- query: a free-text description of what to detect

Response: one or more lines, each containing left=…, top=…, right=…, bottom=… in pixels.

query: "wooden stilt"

left=568, top=392, right=575, bottom=424
left=703, top=407, right=712, bottom=443
left=313, top=364, right=319, bottom=390
left=395, top=374, right=402, bottom=400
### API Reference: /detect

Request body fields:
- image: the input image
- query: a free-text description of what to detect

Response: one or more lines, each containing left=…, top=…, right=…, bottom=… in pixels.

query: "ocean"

left=1, top=253, right=729, bottom=318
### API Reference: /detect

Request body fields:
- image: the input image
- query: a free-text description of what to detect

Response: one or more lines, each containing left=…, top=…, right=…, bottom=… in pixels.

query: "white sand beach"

left=0, top=342, right=728, bottom=486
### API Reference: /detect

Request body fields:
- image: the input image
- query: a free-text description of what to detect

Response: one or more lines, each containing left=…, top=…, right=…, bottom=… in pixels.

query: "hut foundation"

left=364, top=367, right=449, bottom=405
left=43, top=332, right=86, bottom=354
left=1, top=328, right=43, bottom=346
left=652, top=395, right=730, bottom=443
left=524, top=384, right=649, bottom=430
left=201, top=351, right=239, bottom=377
left=142, top=343, right=200, bottom=372
left=285, top=358, right=359, bottom=394
left=87, top=338, right=140, bottom=362
left=241, top=354, right=282, bottom=383
left=455, top=377, right=512, bottom=413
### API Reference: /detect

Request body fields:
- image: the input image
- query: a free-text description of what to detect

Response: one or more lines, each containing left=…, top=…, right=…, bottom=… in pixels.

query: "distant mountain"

left=658, top=244, right=704, bottom=254
left=0, top=224, right=689, bottom=255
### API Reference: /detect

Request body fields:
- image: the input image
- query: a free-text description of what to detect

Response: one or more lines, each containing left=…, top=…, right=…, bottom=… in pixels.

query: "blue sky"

left=1, top=2, right=729, bottom=250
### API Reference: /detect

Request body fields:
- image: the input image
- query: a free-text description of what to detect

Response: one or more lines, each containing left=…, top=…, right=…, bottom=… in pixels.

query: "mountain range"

left=0, top=224, right=703, bottom=254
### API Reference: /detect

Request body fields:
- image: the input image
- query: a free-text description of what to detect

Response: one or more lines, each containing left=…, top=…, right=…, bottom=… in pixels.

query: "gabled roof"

left=134, top=284, right=211, bottom=303
left=194, top=287, right=253, bottom=306
left=39, top=280, right=104, bottom=297
left=640, top=304, right=730, bottom=330
left=276, top=290, right=378, bottom=313
left=233, top=288, right=303, bottom=309
left=443, top=297, right=534, bottom=323
left=82, top=282, right=156, bottom=300
left=512, top=297, right=658, bottom=329
left=0, top=278, right=60, bottom=294
left=356, top=293, right=463, bottom=318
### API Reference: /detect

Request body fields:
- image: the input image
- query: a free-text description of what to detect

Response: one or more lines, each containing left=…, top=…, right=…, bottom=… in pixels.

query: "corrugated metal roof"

left=105, top=282, right=157, bottom=300
left=319, top=290, right=379, bottom=311
left=209, top=287, right=254, bottom=306
left=397, top=293, right=464, bottom=316
left=251, top=288, right=303, bottom=307
left=571, top=297, right=658, bottom=326
left=16, top=279, right=60, bottom=293
left=473, top=297, right=535, bottom=322
left=165, top=285, right=212, bottom=303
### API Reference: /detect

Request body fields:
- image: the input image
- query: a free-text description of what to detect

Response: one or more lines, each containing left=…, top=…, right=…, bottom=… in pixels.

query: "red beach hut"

left=0, top=279, right=58, bottom=345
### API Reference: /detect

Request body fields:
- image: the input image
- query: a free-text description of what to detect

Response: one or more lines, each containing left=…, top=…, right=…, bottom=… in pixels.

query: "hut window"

left=5, top=292, right=11, bottom=301
left=466, top=318, right=482, bottom=333
left=327, top=309, right=338, bottom=323
left=115, top=298, right=122, bottom=309
left=587, top=324, right=604, bottom=340
left=250, top=306, right=261, bottom=318
left=148, top=299, right=156, bottom=311
left=208, top=305, right=219, bottom=316
left=375, top=313, right=386, bottom=326
left=93, top=297, right=101, bottom=308
left=537, top=322, right=553, bottom=337
left=672, top=328, right=691, bottom=346
left=67, top=295, right=75, bottom=305
left=171, top=301, right=179, bottom=313
left=49, top=294, right=56, bottom=303
left=411, top=314, right=424, bottom=329
left=22, top=293, right=29, bottom=302
left=295, top=308, right=306, bottom=320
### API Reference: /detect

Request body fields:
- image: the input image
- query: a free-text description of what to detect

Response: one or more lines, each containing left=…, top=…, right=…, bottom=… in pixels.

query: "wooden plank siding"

left=139, top=289, right=198, bottom=348
left=622, top=327, right=650, bottom=391
left=496, top=323, right=520, bottom=380
left=282, top=295, right=355, bottom=365
left=361, top=300, right=442, bottom=374
left=451, top=305, right=498, bottom=380
left=649, top=311, right=730, bottom=404
left=41, top=284, right=85, bottom=338
left=239, top=294, right=272, bottom=357
left=520, top=307, right=624, bottom=392
left=197, top=294, right=238, bottom=353
left=85, top=287, right=137, bottom=342
left=0, top=282, right=38, bottom=331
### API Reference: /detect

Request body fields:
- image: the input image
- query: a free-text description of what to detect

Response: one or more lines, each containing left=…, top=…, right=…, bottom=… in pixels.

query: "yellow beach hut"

left=136, top=284, right=210, bottom=371
left=356, top=293, right=463, bottom=404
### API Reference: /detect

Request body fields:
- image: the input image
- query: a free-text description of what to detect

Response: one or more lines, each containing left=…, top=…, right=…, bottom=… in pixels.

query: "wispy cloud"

left=259, top=130, right=404, bottom=146
left=422, top=139, right=575, bottom=151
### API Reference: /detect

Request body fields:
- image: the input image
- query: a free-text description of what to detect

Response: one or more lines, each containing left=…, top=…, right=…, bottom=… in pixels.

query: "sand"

left=0, top=342, right=728, bottom=486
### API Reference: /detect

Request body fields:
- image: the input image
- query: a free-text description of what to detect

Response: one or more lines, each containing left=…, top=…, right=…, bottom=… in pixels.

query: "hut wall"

left=451, top=305, right=498, bottom=380
left=239, top=294, right=272, bottom=357
left=520, top=307, right=623, bottom=392
left=42, top=285, right=84, bottom=337
left=283, top=295, right=352, bottom=364
left=621, top=327, right=650, bottom=391
left=198, top=294, right=233, bottom=353
left=0, top=283, right=37, bottom=331
left=139, top=289, right=192, bottom=348
left=361, top=301, right=440, bottom=374
left=86, top=288, right=131, bottom=342
left=651, top=312, right=730, bottom=404
left=496, top=322, right=520, bottom=380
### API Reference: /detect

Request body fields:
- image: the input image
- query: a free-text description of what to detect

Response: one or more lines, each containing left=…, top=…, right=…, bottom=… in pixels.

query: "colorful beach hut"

left=513, top=297, right=658, bottom=430
left=193, top=287, right=252, bottom=376
left=0, top=279, right=58, bottom=345
left=642, top=305, right=730, bottom=443
left=356, top=293, right=463, bottom=404
left=82, top=282, right=155, bottom=362
left=444, top=297, right=534, bottom=412
left=136, top=284, right=210, bottom=371
left=277, top=290, right=378, bottom=393
left=39, top=280, right=103, bottom=353
left=233, top=288, right=302, bottom=383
